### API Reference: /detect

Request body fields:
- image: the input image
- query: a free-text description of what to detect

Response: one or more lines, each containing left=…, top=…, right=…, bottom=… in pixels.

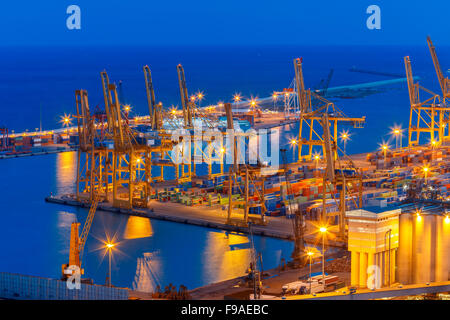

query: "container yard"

left=0, top=9, right=449, bottom=310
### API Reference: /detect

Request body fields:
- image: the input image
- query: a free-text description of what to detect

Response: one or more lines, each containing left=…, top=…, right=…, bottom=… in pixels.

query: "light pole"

left=105, top=242, right=115, bottom=287
left=392, top=128, right=401, bottom=149
left=314, top=154, right=321, bottom=169
left=340, top=131, right=349, bottom=154
left=290, top=138, right=297, bottom=162
left=197, top=91, right=204, bottom=109
left=272, top=92, right=278, bottom=111
left=431, top=139, right=437, bottom=150
left=319, top=226, right=327, bottom=285
left=307, top=251, right=314, bottom=294
left=381, top=143, right=388, bottom=169
left=423, top=165, right=429, bottom=184
left=233, top=93, right=242, bottom=109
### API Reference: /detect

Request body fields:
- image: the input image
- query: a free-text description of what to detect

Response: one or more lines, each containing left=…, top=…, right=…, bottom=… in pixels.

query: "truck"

left=282, top=275, right=340, bottom=295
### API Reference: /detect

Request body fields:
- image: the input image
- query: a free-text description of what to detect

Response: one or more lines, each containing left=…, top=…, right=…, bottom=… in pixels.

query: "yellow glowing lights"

left=319, top=227, right=327, bottom=233
left=307, top=251, right=314, bottom=256
left=290, top=139, right=297, bottom=145
left=105, top=242, right=115, bottom=249
left=431, top=140, right=437, bottom=146
left=340, top=131, right=349, bottom=141
left=197, top=92, right=204, bottom=100
left=445, top=216, right=450, bottom=224
left=220, top=147, right=226, bottom=154
left=416, top=214, right=422, bottom=222
left=60, top=114, right=72, bottom=127
left=123, top=105, right=131, bottom=112
left=314, top=155, right=320, bottom=161
left=233, top=94, right=242, bottom=103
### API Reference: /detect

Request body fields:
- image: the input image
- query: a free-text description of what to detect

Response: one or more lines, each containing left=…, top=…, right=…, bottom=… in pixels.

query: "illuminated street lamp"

left=422, top=165, right=430, bottom=184
left=60, top=114, right=72, bottom=127
left=272, top=92, right=278, bottom=110
left=306, top=250, right=314, bottom=294
left=319, top=226, right=327, bottom=285
left=196, top=91, right=204, bottom=108
left=105, top=242, right=115, bottom=287
left=170, top=106, right=177, bottom=117
left=392, top=127, right=402, bottom=149
left=312, top=152, right=321, bottom=169
left=249, top=97, right=258, bottom=110
left=290, top=138, right=298, bottom=162
left=431, top=139, right=437, bottom=149
left=339, top=131, right=350, bottom=154
left=233, top=93, right=242, bottom=105
left=380, top=142, right=389, bottom=169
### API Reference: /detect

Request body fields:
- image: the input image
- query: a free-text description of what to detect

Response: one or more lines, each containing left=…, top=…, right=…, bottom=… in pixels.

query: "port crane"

left=280, top=148, right=306, bottom=266
left=404, top=56, right=449, bottom=146
left=224, top=102, right=267, bottom=227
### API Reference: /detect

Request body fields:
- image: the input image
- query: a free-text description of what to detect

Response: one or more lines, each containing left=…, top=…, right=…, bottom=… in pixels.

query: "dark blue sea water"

left=0, top=45, right=448, bottom=290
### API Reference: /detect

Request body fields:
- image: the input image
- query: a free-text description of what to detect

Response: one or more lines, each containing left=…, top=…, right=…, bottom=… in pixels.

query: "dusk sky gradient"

left=0, top=1, right=448, bottom=46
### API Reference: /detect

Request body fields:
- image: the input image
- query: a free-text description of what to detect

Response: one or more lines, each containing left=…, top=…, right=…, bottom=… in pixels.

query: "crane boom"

left=78, top=193, right=100, bottom=262
left=294, top=58, right=309, bottom=113
left=100, top=71, right=114, bottom=132
left=404, top=56, right=418, bottom=106
left=143, top=65, right=159, bottom=129
left=427, top=36, right=449, bottom=100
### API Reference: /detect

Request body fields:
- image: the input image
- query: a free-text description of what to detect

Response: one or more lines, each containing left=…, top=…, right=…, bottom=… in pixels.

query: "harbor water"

left=0, top=151, right=295, bottom=291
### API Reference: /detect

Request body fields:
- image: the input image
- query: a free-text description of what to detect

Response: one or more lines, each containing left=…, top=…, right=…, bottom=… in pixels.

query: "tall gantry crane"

left=75, top=89, right=112, bottom=203
left=224, top=102, right=267, bottom=227
left=427, top=36, right=450, bottom=103
left=293, top=58, right=365, bottom=161
left=103, top=72, right=152, bottom=209
left=404, top=56, right=448, bottom=146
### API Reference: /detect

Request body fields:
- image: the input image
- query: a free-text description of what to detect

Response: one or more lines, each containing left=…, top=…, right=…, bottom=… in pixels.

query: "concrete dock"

left=45, top=194, right=347, bottom=247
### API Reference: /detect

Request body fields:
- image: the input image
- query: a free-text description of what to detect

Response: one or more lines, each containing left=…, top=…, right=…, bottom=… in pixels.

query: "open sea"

left=0, top=45, right=448, bottom=290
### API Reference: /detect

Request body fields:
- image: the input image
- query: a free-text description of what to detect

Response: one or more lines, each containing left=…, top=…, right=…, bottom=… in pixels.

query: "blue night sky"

left=0, top=0, right=448, bottom=46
